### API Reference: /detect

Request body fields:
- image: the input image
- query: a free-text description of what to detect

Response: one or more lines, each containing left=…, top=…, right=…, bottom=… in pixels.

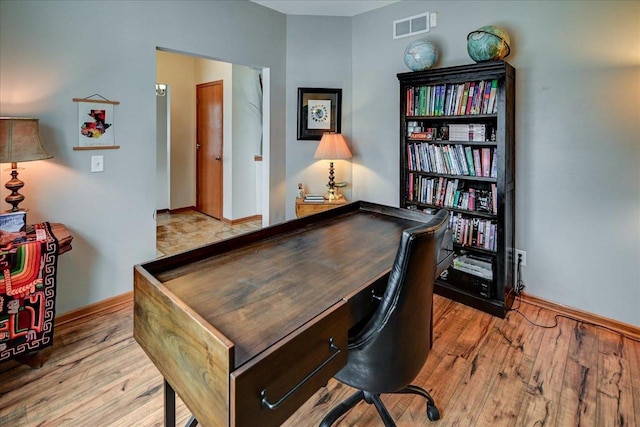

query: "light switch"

left=91, top=155, right=104, bottom=172
left=430, top=12, right=437, bottom=28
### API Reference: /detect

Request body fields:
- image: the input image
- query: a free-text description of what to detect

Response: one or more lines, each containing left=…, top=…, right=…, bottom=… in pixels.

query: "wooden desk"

left=134, top=202, right=449, bottom=427
left=295, top=197, right=347, bottom=217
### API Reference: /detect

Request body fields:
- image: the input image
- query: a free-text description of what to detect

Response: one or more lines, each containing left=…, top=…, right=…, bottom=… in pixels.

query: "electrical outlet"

left=515, top=249, right=526, bottom=267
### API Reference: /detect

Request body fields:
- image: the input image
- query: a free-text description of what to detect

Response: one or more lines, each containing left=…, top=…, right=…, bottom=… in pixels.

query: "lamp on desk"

left=314, top=132, right=352, bottom=200
left=0, top=118, right=53, bottom=212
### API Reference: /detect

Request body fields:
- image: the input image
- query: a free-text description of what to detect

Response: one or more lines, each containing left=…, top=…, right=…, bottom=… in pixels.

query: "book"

left=468, top=187, right=476, bottom=211
left=456, top=145, right=469, bottom=175
left=304, top=195, right=325, bottom=202
left=482, top=80, right=492, bottom=114
left=472, top=80, right=484, bottom=114
left=465, top=146, right=476, bottom=176
left=460, top=82, right=470, bottom=115
left=475, top=189, right=492, bottom=213
left=0, top=211, right=27, bottom=233
left=0, top=211, right=27, bottom=246
left=490, top=147, right=498, bottom=178
left=491, top=183, right=497, bottom=215
left=473, top=149, right=483, bottom=177
left=481, top=147, right=491, bottom=177
left=465, top=82, right=475, bottom=115
left=487, top=79, right=498, bottom=114
left=454, top=83, right=464, bottom=115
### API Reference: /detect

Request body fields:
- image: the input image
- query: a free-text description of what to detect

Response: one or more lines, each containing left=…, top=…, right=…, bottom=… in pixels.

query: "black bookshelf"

left=398, top=61, right=516, bottom=317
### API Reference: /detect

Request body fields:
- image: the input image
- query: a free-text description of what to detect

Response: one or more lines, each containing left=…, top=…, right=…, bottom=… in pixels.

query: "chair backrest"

left=334, top=209, right=450, bottom=393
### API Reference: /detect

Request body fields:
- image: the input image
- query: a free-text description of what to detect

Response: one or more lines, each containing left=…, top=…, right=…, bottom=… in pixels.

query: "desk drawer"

left=231, top=301, right=349, bottom=427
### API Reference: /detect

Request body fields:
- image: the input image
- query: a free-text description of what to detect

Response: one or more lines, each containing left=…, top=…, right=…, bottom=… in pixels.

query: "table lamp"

left=0, top=117, right=53, bottom=212
left=314, top=132, right=352, bottom=200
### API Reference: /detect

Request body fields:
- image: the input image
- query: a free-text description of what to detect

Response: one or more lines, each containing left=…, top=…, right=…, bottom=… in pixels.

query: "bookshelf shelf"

left=398, top=61, right=516, bottom=317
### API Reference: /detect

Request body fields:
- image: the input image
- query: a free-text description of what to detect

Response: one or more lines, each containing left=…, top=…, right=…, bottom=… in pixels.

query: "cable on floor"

left=506, top=255, right=640, bottom=343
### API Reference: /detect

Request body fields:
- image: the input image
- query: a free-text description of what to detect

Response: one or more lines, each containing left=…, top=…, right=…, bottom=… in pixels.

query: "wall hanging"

left=72, top=94, right=120, bottom=150
left=297, top=88, right=342, bottom=140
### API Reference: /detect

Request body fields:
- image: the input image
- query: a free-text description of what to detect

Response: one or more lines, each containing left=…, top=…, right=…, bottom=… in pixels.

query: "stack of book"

left=453, top=254, right=493, bottom=280
left=448, top=124, right=487, bottom=142
left=303, top=194, right=325, bottom=203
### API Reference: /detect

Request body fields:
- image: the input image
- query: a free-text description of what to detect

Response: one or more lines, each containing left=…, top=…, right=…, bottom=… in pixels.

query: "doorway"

left=156, top=49, right=269, bottom=226
left=196, top=80, right=223, bottom=219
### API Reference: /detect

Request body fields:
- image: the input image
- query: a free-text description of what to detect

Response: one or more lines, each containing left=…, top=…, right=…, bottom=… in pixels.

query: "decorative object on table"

left=0, top=211, right=27, bottom=246
left=314, top=132, right=352, bottom=200
left=72, top=94, right=120, bottom=150
left=438, top=126, right=449, bottom=141
left=297, top=88, right=342, bottom=140
left=0, top=118, right=53, bottom=212
left=334, top=181, right=348, bottom=199
left=297, top=183, right=305, bottom=198
left=466, top=25, right=511, bottom=62
left=0, top=222, right=59, bottom=363
left=403, top=39, right=439, bottom=71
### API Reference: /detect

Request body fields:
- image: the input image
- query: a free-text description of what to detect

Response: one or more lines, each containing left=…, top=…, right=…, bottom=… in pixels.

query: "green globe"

left=467, top=25, right=511, bottom=62
left=404, top=39, right=438, bottom=71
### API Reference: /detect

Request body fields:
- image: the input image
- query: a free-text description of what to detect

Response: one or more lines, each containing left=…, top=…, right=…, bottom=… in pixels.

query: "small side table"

left=295, top=197, right=347, bottom=218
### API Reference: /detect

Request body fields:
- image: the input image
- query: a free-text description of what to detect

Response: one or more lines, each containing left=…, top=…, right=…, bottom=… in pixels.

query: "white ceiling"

left=250, top=0, right=401, bottom=17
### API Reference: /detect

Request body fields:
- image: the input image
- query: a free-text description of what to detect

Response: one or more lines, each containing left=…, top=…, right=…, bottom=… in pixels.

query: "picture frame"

left=72, top=95, right=120, bottom=150
left=297, top=88, right=342, bottom=140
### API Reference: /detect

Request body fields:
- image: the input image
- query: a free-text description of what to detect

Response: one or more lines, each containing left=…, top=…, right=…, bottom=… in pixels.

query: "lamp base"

left=323, top=191, right=343, bottom=201
left=5, top=163, right=25, bottom=212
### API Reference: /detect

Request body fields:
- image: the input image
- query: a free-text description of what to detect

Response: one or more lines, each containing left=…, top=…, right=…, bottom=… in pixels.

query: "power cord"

left=514, top=252, right=524, bottom=295
left=506, top=256, right=639, bottom=342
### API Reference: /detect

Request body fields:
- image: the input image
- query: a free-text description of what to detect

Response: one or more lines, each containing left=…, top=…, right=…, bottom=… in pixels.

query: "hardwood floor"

left=1, top=294, right=638, bottom=426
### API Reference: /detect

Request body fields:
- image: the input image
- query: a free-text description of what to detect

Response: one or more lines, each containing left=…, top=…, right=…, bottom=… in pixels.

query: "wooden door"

left=196, top=81, right=223, bottom=219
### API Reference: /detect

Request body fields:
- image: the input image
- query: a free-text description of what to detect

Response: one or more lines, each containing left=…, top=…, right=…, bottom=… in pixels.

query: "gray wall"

left=0, top=0, right=287, bottom=314
left=350, top=1, right=640, bottom=325
left=286, top=15, right=353, bottom=218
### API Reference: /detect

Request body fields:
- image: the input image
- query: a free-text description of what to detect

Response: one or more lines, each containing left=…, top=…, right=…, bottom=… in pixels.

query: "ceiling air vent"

left=393, top=12, right=429, bottom=39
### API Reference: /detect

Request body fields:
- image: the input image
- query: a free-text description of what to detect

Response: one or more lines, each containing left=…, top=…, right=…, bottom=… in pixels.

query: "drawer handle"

left=260, top=337, right=341, bottom=410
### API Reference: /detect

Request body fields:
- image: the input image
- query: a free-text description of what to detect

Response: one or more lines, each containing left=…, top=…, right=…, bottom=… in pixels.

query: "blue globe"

left=467, top=25, right=511, bottom=62
left=404, top=39, right=438, bottom=71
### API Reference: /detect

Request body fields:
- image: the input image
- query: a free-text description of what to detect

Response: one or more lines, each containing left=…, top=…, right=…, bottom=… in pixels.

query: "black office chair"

left=320, top=209, right=451, bottom=427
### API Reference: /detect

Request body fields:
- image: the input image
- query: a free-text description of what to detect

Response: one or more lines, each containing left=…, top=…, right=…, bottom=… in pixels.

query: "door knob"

left=216, top=157, right=221, bottom=161
left=196, top=144, right=201, bottom=149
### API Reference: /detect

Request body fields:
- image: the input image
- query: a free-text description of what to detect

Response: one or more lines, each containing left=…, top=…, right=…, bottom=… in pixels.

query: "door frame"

left=155, top=48, right=271, bottom=226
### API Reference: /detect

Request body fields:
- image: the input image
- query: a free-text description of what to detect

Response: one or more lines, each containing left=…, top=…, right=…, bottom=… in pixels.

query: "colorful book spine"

left=481, top=147, right=491, bottom=177
left=487, top=79, right=498, bottom=114
left=473, top=149, right=482, bottom=177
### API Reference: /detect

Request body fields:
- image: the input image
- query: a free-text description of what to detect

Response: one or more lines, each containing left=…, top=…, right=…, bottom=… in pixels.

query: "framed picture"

left=73, top=96, right=120, bottom=150
left=297, top=88, right=342, bottom=140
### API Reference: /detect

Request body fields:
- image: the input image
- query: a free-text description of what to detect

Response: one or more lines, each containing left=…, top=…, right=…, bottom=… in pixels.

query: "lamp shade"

left=0, top=117, right=52, bottom=164
left=314, top=133, right=352, bottom=160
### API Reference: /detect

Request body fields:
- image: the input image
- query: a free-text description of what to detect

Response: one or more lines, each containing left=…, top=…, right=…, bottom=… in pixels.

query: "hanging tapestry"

left=0, top=223, right=59, bottom=362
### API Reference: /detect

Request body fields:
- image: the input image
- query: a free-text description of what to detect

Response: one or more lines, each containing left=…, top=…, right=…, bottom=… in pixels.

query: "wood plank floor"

left=1, top=295, right=638, bottom=426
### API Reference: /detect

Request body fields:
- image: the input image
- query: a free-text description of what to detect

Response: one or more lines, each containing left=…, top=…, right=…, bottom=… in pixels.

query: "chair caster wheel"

left=426, top=404, right=440, bottom=421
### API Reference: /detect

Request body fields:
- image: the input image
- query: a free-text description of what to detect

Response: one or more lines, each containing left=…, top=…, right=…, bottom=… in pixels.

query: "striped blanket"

left=0, top=223, right=59, bottom=362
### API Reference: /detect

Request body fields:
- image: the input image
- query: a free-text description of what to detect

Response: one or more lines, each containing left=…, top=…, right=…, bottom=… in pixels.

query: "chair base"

left=320, top=384, right=439, bottom=427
